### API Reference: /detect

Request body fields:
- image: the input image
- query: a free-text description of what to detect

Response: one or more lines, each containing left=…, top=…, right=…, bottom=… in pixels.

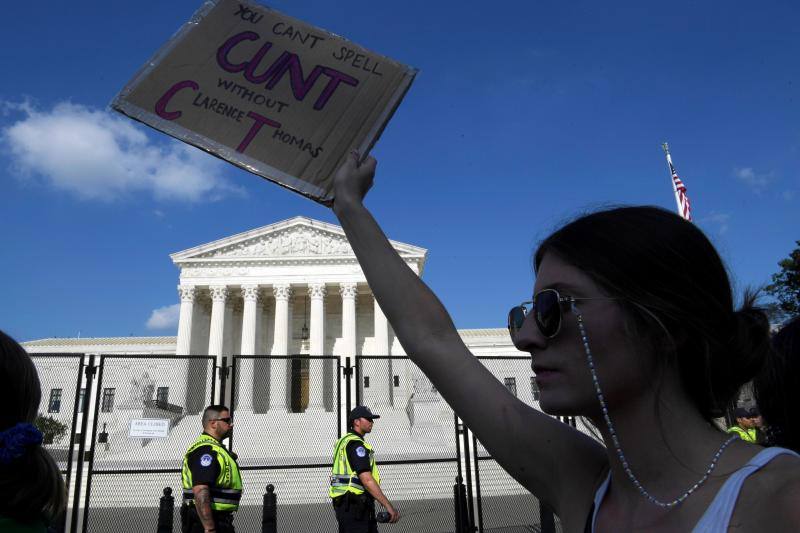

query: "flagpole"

left=661, top=142, right=684, bottom=216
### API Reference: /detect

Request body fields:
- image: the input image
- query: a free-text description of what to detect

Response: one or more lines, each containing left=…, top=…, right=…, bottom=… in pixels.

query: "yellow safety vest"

left=182, top=434, right=243, bottom=512
left=727, top=425, right=758, bottom=444
left=329, top=432, right=380, bottom=499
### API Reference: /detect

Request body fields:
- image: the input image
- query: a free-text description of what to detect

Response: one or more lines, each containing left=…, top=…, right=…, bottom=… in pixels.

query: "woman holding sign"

left=329, top=153, right=800, bottom=532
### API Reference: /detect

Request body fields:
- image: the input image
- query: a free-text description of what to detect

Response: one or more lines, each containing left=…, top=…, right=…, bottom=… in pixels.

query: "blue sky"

left=1, top=1, right=798, bottom=342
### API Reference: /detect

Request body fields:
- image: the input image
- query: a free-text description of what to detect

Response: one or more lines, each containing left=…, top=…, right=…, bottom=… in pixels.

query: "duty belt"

left=330, top=475, right=364, bottom=490
left=183, top=487, right=243, bottom=506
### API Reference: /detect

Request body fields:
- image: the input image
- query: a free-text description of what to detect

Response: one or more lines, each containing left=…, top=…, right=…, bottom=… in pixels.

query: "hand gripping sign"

left=112, top=0, right=416, bottom=205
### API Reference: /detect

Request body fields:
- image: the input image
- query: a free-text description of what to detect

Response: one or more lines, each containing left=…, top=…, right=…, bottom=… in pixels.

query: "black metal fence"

left=227, top=355, right=342, bottom=533
left=31, top=352, right=563, bottom=533
left=354, top=355, right=562, bottom=533
left=354, top=355, right=463, bottom=533
left=81, top=354, right=216, bottom=533
left=471, top=357, right=561, bottom=533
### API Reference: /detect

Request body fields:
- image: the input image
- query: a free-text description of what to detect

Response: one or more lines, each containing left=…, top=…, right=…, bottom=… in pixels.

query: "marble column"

left=223, top=300, right=236, bottom=358
left=175, top=286, right=196, bottom=410
left=208, top=286, right=228, bottom=357
left=207, top=286, right=228, bottom=405
left=240, top=285, right=260, bottom=354
left=340, top=282, right=358, bottom=408
left=373, top=297, right=389, bottom=355
left=373, top=296, right=391, bottom=406
left=257, top=298, right=270, bottom=355
left=340, top=283, right=358, bottom=356
left=307, top=283, right=327, bottom=411
left=269, top=284, right=292, bottom=412
left=237, top=285, right=260, bottom=412
left=176, top=286, right=196, bottom=355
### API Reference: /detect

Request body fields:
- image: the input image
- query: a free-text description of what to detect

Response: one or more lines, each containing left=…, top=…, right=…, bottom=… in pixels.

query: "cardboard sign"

left=128, top=418, right=170, bottom=438
left=112, top=0, right=416, bottom=204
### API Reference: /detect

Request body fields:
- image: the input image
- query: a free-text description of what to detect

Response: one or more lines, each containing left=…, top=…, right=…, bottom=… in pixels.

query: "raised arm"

left=331, top=153, right=607, bottom=518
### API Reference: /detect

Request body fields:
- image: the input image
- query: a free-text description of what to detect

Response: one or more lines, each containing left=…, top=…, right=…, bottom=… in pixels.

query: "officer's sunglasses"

left=507, top=288, right=617, bottom=339
left=213, top=417, right=233, bottom=424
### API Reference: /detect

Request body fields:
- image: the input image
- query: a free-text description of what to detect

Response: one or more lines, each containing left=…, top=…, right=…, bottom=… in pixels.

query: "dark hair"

left=0, top=330, right=66, bottom=525
left=534, top=206, right=772, bottom=420
left=202, top=404, right=230, bottom=427
left=754, top=316, right=800, bottom=451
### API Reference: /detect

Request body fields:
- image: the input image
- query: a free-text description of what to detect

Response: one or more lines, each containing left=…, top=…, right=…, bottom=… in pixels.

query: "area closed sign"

left=128, top=418, right=170, bottom=439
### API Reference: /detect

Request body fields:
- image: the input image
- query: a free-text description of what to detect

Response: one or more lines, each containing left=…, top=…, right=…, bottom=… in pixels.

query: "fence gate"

left=354, top=355, right=466, bottom=533
left=227, top=354, right=342, bottom=533
left=80, top=354, right=217, bottom=533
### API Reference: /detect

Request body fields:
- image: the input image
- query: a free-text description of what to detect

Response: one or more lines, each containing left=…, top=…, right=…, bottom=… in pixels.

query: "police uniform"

left=330, top=408, right=382, bottom=533
left=728, top=407, right=758, bottom=444
left=181, top=433, right=242, bottom=533
left=727, top=424, right=758, bottom=443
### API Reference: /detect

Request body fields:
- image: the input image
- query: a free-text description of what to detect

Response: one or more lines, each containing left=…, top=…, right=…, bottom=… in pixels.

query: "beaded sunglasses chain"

left=568, top=299, right=737, bottom=508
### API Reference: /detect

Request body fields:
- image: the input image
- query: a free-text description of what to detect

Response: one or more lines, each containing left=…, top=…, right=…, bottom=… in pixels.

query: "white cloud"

left=2, top=101, right=242, bottom=202
left=146, top=303, right=181, bottom=330
left=701, top=211, right=731, bottom=235
left=734, top=167, right=773, bottom=192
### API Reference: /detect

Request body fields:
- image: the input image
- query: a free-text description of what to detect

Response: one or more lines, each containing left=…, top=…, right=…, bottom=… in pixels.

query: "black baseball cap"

left=349, top=406, right=380, bottom=421
left=734, top=407, right=750, bottom=418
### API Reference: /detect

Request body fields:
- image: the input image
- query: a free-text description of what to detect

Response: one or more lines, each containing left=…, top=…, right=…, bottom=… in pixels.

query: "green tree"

left=766, top=240, right=800, bottom=321
left=34, top=414, right=69, bottom=445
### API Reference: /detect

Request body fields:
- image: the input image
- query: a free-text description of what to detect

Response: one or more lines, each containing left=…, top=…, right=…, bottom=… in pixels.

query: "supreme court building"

left=24, top=216, right=531, bottom=429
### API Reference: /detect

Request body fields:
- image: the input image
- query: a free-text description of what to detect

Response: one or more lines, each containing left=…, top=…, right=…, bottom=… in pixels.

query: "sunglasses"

left=508, top=288, right=616, bottom=339
left=213, top=417, right=233, bottom=424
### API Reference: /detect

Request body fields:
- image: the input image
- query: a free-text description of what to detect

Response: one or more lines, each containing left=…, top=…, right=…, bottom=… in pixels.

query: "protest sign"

left=112, top=0, right=416, bottom=204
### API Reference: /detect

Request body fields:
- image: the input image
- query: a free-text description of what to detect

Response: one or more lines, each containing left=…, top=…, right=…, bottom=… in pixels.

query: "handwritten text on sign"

left=113, top=0, right=416, bottom=203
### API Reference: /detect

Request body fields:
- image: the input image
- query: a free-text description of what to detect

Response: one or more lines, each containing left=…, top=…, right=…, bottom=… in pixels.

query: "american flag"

left=669, top=159, right=692, bottom=221
left=662, top=144, right=692, bottom=221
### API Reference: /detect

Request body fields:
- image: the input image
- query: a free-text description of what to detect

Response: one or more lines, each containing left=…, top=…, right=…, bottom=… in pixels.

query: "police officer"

left=727, top=406, right=758, bottom=443
left=181, top=405, right=242, bottom=533
left=330, top=406, right=400, bottom=532
left=747, top=406, right=771, bottom=445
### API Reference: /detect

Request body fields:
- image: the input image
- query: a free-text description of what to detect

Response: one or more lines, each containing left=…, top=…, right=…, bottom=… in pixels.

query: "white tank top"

left=588, top=446, right=799, bottom=532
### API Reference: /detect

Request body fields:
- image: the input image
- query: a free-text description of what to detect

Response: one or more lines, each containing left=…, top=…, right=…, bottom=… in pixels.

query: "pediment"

left=170, top=216, right=427, bottom=266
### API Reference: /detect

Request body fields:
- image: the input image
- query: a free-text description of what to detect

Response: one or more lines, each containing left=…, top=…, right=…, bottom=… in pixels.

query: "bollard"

left=453, top=475, right=470, bottom=533
left=157, top=487, right=174, bottom=533
left=261, top=484, right=277, bottom=533
left=453, top=481, right=463, bottom=533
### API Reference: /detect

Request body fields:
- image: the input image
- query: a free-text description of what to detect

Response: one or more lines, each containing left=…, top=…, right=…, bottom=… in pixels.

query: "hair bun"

left=725, top=291, right=771, bottom=385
